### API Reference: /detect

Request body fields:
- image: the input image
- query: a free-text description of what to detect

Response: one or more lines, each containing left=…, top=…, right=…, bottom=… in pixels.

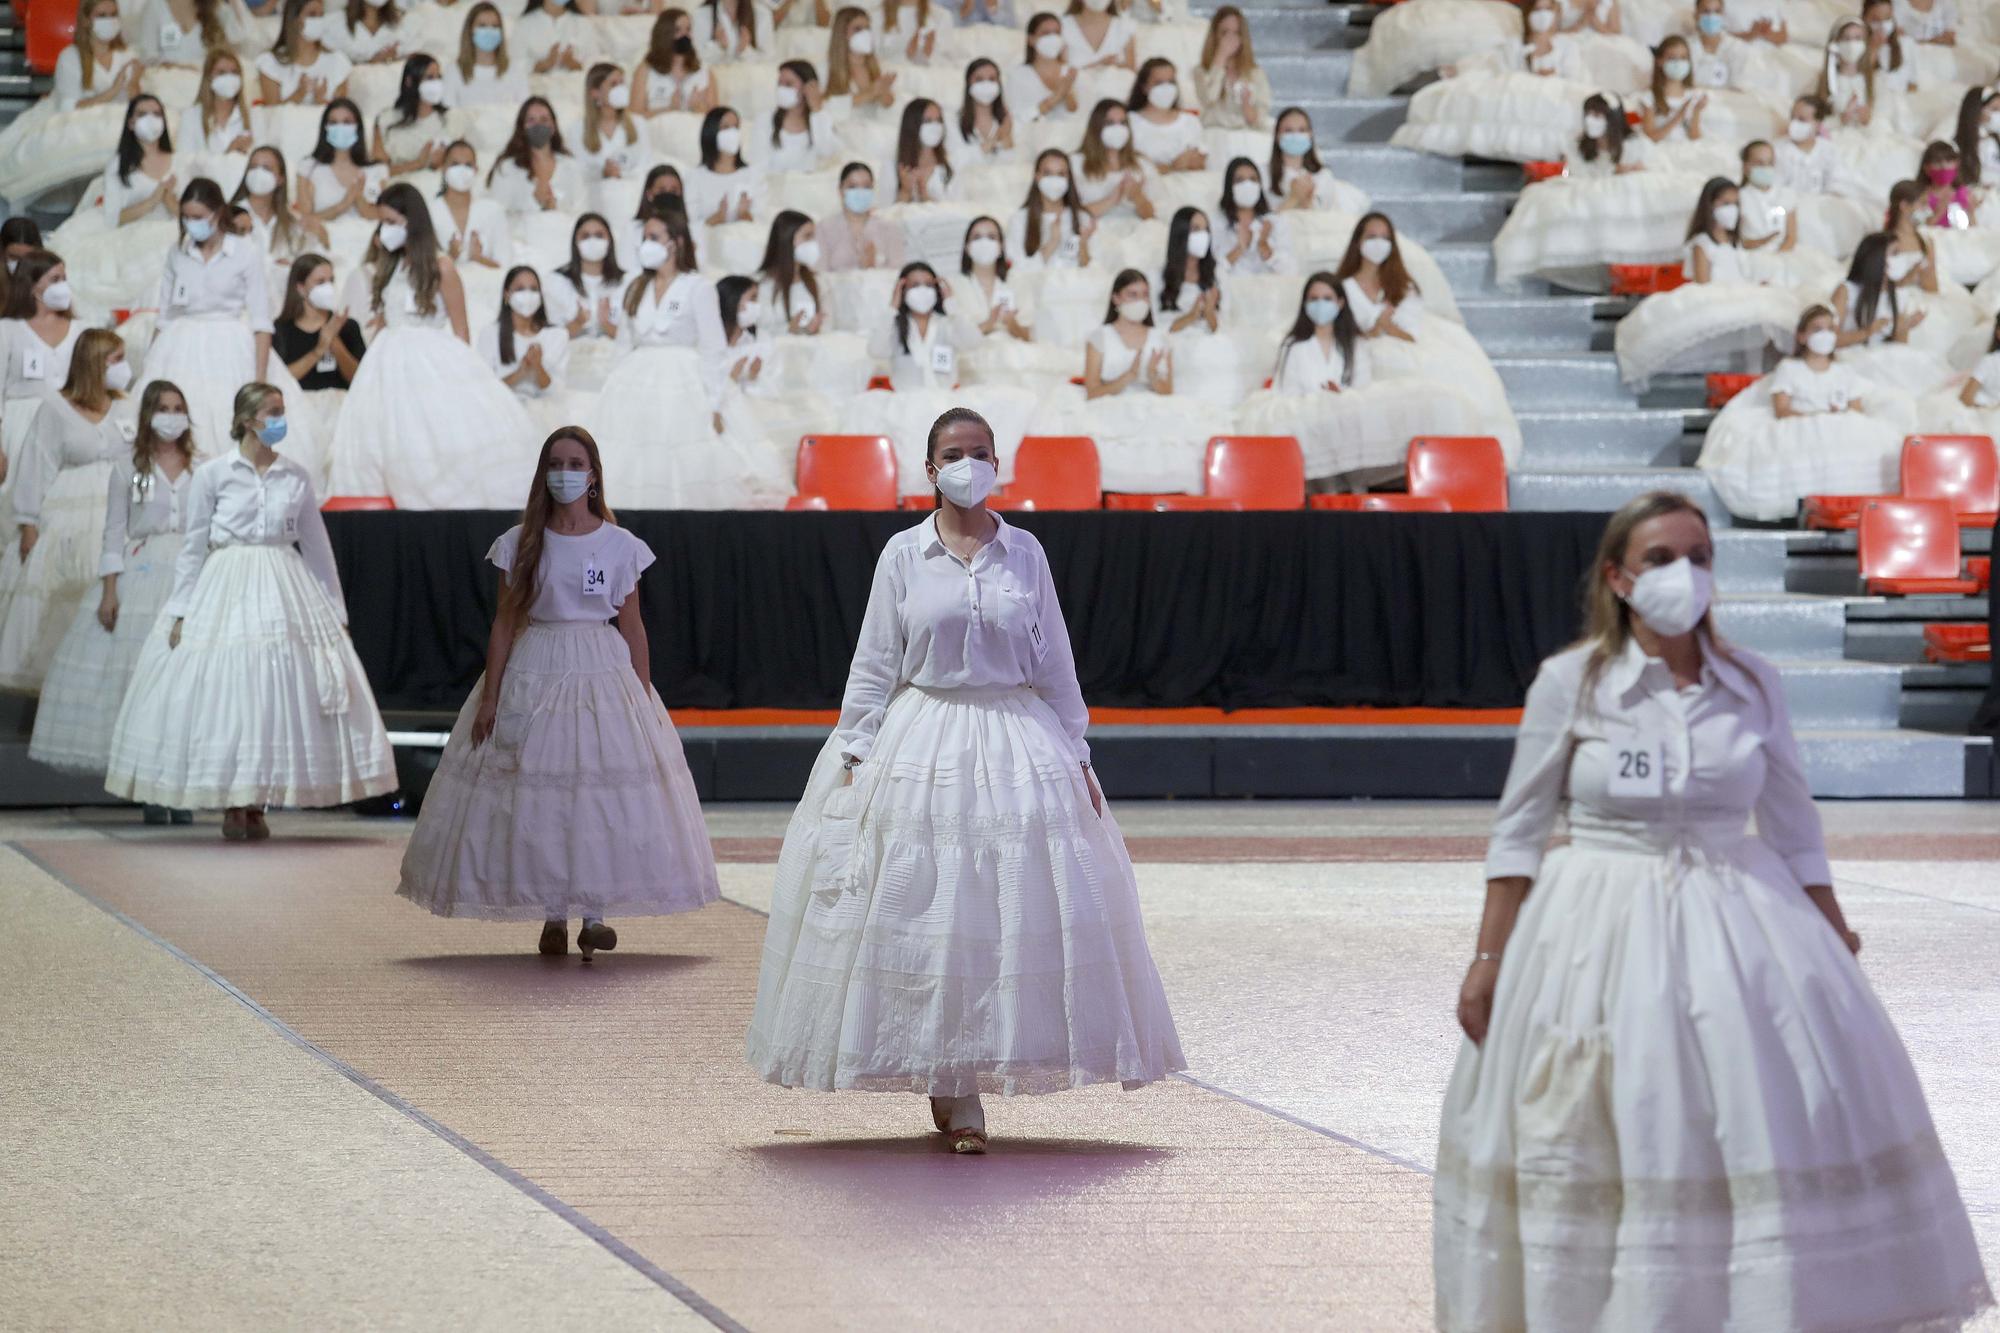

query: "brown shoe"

left=538, top=921, right=568, bottom=956
left=222, top=809, right=247, bottom=842
left=244, top=810, right=271, bottom=842
left=576, top=921, right=618, bottom=960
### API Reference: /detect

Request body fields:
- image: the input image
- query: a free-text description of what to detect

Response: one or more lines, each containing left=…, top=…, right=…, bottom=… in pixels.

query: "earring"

left=588, top=484, right=599, bottom=498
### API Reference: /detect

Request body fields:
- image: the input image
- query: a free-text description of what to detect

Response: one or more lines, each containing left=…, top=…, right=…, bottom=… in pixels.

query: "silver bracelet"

left=1472, top=951, right=1502, bottom=964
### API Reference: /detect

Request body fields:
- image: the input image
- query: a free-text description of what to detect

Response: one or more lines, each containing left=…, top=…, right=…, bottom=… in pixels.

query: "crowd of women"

left=1374, top=0, right=2000, bottom=519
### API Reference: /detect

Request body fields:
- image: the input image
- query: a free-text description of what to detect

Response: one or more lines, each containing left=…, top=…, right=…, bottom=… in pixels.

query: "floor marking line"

left=9, top=842, right=753, bottom=1333
left=1169, top=1072, right=1437, bottom=1177
left=1831, top=869, right=2000, bottom=918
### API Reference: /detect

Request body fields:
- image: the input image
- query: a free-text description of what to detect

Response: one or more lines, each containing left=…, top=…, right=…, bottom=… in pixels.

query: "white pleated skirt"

left=26, top=529, right=178, bottom=776
left=0, top=458, right=114, bottom=692
left=746, top=685, right=1187, bottom=1097
left=142, top=317, right=325, bottom=487
left=586, top=345, right=791, bottom=510
left=103, top=544, right=397, bottom=809
left=396, top=621, right=721, bottom=921
left=1434, top=821, right=1993, bottom=1332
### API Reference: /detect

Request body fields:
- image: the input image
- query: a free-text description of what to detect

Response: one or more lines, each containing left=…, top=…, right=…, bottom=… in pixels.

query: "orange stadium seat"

left=997, top=436, right=1102, bottom=510
left=1310, top=494, right=1452, bottom=512
left=793, top=434, right=898, bottom=510
left=1922, top=624, right=1991, bottom=663
left=1901, top=435, right=1999, bottom=528
left=321, top=496, right=395, bottom=511
left=1857, top=499, right=1984, bottom=595
left=26, top=0, right=74, bottom=74
left=1203, top=435, right=1304, bottom=510
left=1408, top=437, right=1507, bottom=512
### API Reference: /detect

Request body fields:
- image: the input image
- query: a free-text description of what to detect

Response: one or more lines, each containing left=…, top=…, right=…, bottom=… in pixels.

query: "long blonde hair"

left=72, top=0, right=127, bottom=90
left=825, top=6, right=876, bottom=97
left=1575, top=490, right=1734, bottom=698
left=198, top=48, right=254, bottom=139
left=457, top=2, right=509, bottom=80
left=62, top=328, right=125, bottom=410
left=1199, top=6, right=1255, bottom=81
left=583, top=62, right=635, bottom=154
left=502, top=426, right=617, bottom=622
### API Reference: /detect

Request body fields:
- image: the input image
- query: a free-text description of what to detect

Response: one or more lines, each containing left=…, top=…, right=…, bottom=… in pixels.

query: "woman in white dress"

left=1830, top=229, right=1951, bottom=393
left=890, top=98, right=958, bottom=205
left=329, top=182, right=539, bottom=507
left=879, top=0, right=942, bottom=66
left=178, top=50, right=260, bottom=166
left=295, top=99, right=387, bottom=228
left=1006, top=147, right=1095, bottom=271
left=1060, top=0, right=1137, bottom=94
left=1072, top=98, right=1158, bottom=226
left=1613, top=175, right=1802, bottom=391
left=1127, top=58, right=1205, bottom=176
left=1155, top=205, right=1245, bottom=408
left=514, top=0, right=589, bottom=75
left=104, top=381, right=397, bottom=839
left=1266, top=107, right=1369, bottom=220
left=687, top=105, right=764, bottom=230
left=398, top=425, right=720, bottom=953
left=586, top=207, right=789, bottom=508
left=478, top=266, right=577, bottom=436
left=1213, top=156, right=1295, bottom=277
left=1435, top=489, right=1993, bottom=1331
left=256, top=0, right=356, bottom=105
left=825, top=6, right=897, bottom=115
left=52, top=0, right=145, bottom=112
left=578, top=63, right=644, bottom=200
left=445, top=3, right=531, bottom=109
left=1699, top=304, right=1915, bottom=521
left=713, top=273, right=803, bottom=473
left=329, top=0, right=408, bottom=66
left=1194, top=5, right=1269, bottom=132
left=1073, top=267, right=1218, bottom=493
left=956, top=215, right=1068, bottom=387
left=0, top=252, right=85, bottom=493
left=955, top=59, right=1014, bottom=165
left=751, top=209, right=872, bottom=399
left=1007, top=13, right=1083, bottom=126
left=697, top=0, right=766, bottom=62
left=430, top=140, right=513, bottom=288
left=27, top=380, right=195, bottom=803
left=857, top=263, right=988, bottom=488
left=372, top=54, right=453, bottom=176
left=485, top=97, right=588, bottom=218
left=0, top=329, right=132, bottom=692
left=745, top=406, right=1185, bottom=1152
left=546, top=212, right=627, bottom=389
left=103, top=93, right=178, bottom=231
left=231, top=145, right=329, bottom=300
left=764, top=60, right=833, bottom=173
left=632, top=9, right=717, bottom=121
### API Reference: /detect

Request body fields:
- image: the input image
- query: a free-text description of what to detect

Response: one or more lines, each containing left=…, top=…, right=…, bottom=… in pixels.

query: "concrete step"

left=1896, top=663, right=1990, bottom=733
left=1712, top=530, right=1793, bottom=593
left=1714, top=593, right=1849, bottom=659
left=1290, top=96, right=1408, bottom=144
left=1265, top=51, right=1361, bottom=100
left=1368, top=191, right=1512, bottom=245
left=1459, top=297, right=1612, bottom=354
left=1508, top=465, right=1730, bottom=524
left=1492, top=354, right=1631, bottom=409
left=1220, top=8, right=1367, bottom=48
left=1319, top=143, right=1463, bottom=192
left=1796, top=730, right=1976, bottom=796
left=1515, top=408, right=1702, bottom=467
left=1763, top=658, right=1906, bottom=730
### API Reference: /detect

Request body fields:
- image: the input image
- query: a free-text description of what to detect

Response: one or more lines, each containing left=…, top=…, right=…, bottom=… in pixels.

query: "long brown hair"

left=63, top=328, right=125, bottom=411
left=1199, top=6, right=1255, bottom=80
left=1333, top=212, right=1416, bottom=305
left=133, top=379, right=197, bottom=472
left=231, top=146, right=307, bottom=259
left=825, top=6, right=876, bottom=96
left=1650, top=35, right=1691, bottom=115
left=1077, top=98, right=1129, bottom=179
left=502, top=426, right=617, bottom=622
left=369, top=182, right=442, bottom=317
left=583, top=63, right=635, bottom=154
left=457, top=2, right=509, bottom=80
left=1021, top=148, right=1082, bottom=260
left=197, top=48, right=253, bottom=138
left=72, top=0, right=127, bottom=91
left=0, top=249, right=64, bottom=320
left=277, top=251, right=332, bottom=324
left=622, top=207, right=698, bottom=318
left=1815, top=21, right=1872, bottom=107
left=1575, top=491, right=1732, bottom=699
left=645, top=7, right=699, bottom=74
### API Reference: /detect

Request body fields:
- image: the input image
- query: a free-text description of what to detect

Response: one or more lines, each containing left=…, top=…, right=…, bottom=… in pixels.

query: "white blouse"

left=1091, top=324, right=1169, bottom=394
left=1004, top=60, right=1078, bottom=123
left=101, top=159, right=174, bottom=227
left=1893, top=0, right=1955, bottom=42
left=303, top=159, right=388, bottom=219
left=135, top=0, right=245, bottom=62
left=1484, top=637, right=1829, bottom=888
left=177, top=103, right=257, bottom=159
left=867, top=309, right=972, bottom=390
left=486, top=154, right=589, bottom=215
left=1343, top=277, right=1425, bottom=339
left=1069, top=151, right=1147, bottom=213
left=512, top=7, right=592, bottom=66
left=1684, top=233, right=1753, bottom=285
left=1736, top=184, right=1795, bottom=247
left=428, top=195, right=513, bottom=268
left=489, top=521, right=654, bottom=624
left=764, top=112, right=838, bottom=172
left=546, top=269, right=624, bottom=339
left=377, top=108, right=453, bottom=165
left=13, top=396, right=129, bottom=526
left=101, top=457, right=193, bottom=575
left=168, top=450, right=344, bottom=622
left=755, top=274, right=818, bottom=330
left=1275, top=333, right=1371, bottom=393
left=577, top=122, right=644, bottom=180
left=1126, top=110, right=1203, bottom=170
left=0, top=319, right=84, bottom=404
left=685, top=164, right=766, bottom=224
left=1774, top=137, right=1846, bottom=195
left=51, top=46, right=137, bottom=111
left=254, top=48, right=354, bottom=100
left=640, top=64, right=715, bottom=113
left=1212, top=211, right=1297, bottom=276
left=329, top=11, right=405, bottom=62
left=1004, top=204, right=1086, bottom=270
left=442, top=61, right=531, bottom=109
left=1769, top=356, right=1866, bottom=412
left=835, top=513, right=1088, bottom=765
left=478, top=320, right=571, bottom=396
left=1058, top=12, right=1133, bottom=68
left=155, top=234, right=275, bottom=332
left=1687, top=36, right=1748, bottom=89
left=617, top=271, right=726, bottom=407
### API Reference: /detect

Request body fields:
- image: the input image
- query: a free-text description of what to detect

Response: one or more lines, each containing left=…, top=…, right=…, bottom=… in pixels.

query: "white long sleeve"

left=1482, top=656, right=1581, bottom=882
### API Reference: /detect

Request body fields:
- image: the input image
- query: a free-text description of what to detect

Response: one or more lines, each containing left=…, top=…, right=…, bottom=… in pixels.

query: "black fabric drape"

left=324, top=511, right=1607, bottom=713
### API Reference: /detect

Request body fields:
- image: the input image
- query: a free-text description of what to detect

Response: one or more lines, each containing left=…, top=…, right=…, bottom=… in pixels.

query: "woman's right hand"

left=471, top=695, right=498, bottom=746
left=97, top=592, right=119, bottom=632
left=840, top=763, right=856, bottom=787
left=168, top=618, right=183, bottom=650
left=1456, top=958, right=1501, bottom=1044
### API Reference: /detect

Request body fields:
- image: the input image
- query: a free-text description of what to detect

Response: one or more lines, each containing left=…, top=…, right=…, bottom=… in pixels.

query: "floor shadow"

left=393, top=952, right=712, bottom=976
left=743, top=1135, right=1175, bottom=1208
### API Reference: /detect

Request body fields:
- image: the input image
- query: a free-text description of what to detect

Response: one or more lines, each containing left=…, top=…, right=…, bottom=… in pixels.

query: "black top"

left=274, top=317, right=367, bottom=390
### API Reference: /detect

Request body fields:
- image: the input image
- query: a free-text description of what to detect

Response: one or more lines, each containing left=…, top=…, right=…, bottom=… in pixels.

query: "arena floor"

left=4, top=801, right=1998, bottom=1332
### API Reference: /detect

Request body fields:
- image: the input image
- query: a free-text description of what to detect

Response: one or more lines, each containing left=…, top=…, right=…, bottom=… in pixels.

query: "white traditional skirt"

left=330, top=325, right=540, bottom=509
left=1697, top=389, right=1915, bottom=522
left=1236, top=381, right=1482, bottom=483
left=843, top=383, right=1047, bottom=496
left=746, top=684, right=1187, bottom=1096
left=1433, top=818, right=1993, bottom=1333
left=1613, top=283, right=1803, bottom=392
left=1045, top=384, right=1230, bottom=494
left=142, top=316, right=325, bottom=488
left=1346, top=0, right=1518, bottom=98
left=397, top=621, right=721, bottom=920
left=0, top=458, right=114, bottom=692
left=26, top=528, right=178, bottom=775
left=1491, top=171, right=1716, bottom=291
left=586, top=345, right=791, bottom=510
left=102, top=543, right=397, bottom=809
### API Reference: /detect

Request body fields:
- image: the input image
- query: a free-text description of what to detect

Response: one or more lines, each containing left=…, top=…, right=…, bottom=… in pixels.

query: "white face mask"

left=1186, top=229, right=1211, bottom=258
left=1804, top=327, right=1837, bottom=356
left=90, top=15, right=120, bottom=41
left=715, top=126, right=742, bottom=155
left=1621, top=556, right=1713, bottom=638
left=1712, top=202, right=1739, bottom=230
left=508, top=288, right=543, bottom=317
left=444, top=163, right=477, bottom=192
left=378, top=222, right=408, bottom=252
left=300, top=14, right=325, bottom=40
left=794, top=238, right=821, bottom=267
left=244, top=165, right=279, bottom=196
left=1037, top=173, right=1069, bottom=200
left=1835, top=38, right=1866, bottom=63
left=1661, top=57, right=1691, bottom=80
left=904, top=284, right=939, bottom=314
left=577, top=235, right=610, bottom=262
left=967, top=236, right=1002, bottom=266
left=105, top=360, right=133, bottom=392
left=546, top=468, right=591, bottom=504
left=970, top=78, right=1001, bottom=105
left=1117, top=298, right=1150, bottom=323
left=1034, top=33, right=1065, bottom=59
left=133, top=113, right=165, bottom=143
left=308, top=280, right=340, bottom=310
left=775, top=83, right=801, bottom=110
left=1231, top=179, right=1262, bottom=208
left=1582, top=112, right=1607, bottom=138
left=1747, top=164, right=1776, bottom=189
left=1359, top=236, right=1394, bottom=265
left=606, top=82, right=630, bottom=110
left=211, top=72, right=243, bottom=100
left=1527, top=8, right=1555, bottom=31
left=419, top=76, right=447, bottom=104
left=1082, top=0, right=1112, bottom=12
left=1146, top=81, right=1178, bottom=110
left=1787, top=117, right=1815, bottom=142
left=738, top=299, right=761, bottom=329
left=847, top=27, right=874, bottom=54
left=152, top=411, right=191, bottom=439
left=638, top=237, right=670, bottom=268
left=40, top=280, right=73, bottom=311
left=1098, top=122, right=1130, bottom=150
left=933, top=456, right=997, bottom=507
left=1886, top=250, right=1922, bottom=281
left=918, top=121, right=945, bottom=147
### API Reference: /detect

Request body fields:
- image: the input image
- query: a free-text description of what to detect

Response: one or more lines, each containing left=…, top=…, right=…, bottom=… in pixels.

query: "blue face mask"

left=324, top=121, right=359, bottom=151
left=184, top=215, right=215, bottom=242
left=1278, top=130, right=1313, bottom=158
left=1696, top=12, right=1724, bottom=34
left=546, top=468, right=591, bottom=503
left=1305, top=297, right=1341, bottom=327
left=843, top=185, right=875, bottom=214
left=257, top=416, right=288, bottom=446
left=472, top=24, right=503, bottom=51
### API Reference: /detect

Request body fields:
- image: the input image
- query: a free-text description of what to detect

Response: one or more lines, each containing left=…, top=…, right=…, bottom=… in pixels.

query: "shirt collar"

left=921, top=509, right=1015, bottom=557
left=226, top=448, right=301, bottom=478
left=1606, top=631, right=1756, bottom=703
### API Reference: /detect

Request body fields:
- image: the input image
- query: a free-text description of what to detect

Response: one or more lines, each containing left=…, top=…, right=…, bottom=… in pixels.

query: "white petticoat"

left=1434, top=819, right=1993, bottom=1333
left=585, top=345, right=791, bottom=510
left=1697, top=383, right=1915, bottom=522
left=330, top=325, right=540, bottom=509
left=396, top=621, right=721, bottom=921
left=1236, top=381, right=1480, bottom=482
left=1043, top=384, right=1229, bottom=494
left=26, top=528, right=177, bottom=776
left=1614, top=283, right=1802, bottom=391
left=102, top=544, right=397, bottom=809
left=745, top=685, right=1186, bottom=1096
left=843, top=384, right=1047, bottom=496
left=1347, top=0, right=1519, bottom=98
left=142, top=316, right=325, bottom=486
left=0, top=458, right=114, bottom=692
left=1492, top=171, right=1717, bottom=291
